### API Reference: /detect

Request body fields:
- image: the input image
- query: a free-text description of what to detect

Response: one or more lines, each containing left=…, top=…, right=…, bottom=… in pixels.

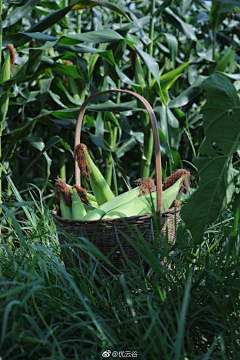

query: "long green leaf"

left=135, top=46, right=160, bottom=88
left=2, top=0, right=40, bottom=28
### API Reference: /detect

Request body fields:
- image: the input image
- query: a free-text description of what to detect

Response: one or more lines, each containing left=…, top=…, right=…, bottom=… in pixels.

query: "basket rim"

left=51, top=206, right=181, bottom=225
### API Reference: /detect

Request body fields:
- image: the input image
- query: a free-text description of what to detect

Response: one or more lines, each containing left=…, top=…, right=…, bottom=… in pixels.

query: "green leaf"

left=154, top=105, right=179, bottom=151
left=19, top=136, right=62, bottom=184
left=154, top=0, right=173, bottom=18
left=164, top=8, right=198, bottom=41
left=3, top=0, right=40, bottom=28
left=26, top=136, right=45, bottom=151
left=58, top=29, right=123, bottom=45
left=72, top=0, right=131, bottom=21
left=158, top=127, right=173, bottom=162
left=215, top=0, right=240, bottom=13
left=168, top=75, right=206, bottom=108
left=135, top=46, right=160, bottom=88
left=40, top=77, right=53, bottom=108
left=54, top=64, right=82, bottom=79
left=77, top=56, right=90, bottom=86
left=215, top=47, right=235, bottom=73
left=161, top=33, right=178, bottom=67
left=157, top=62, right=191, bottom=105
left=28, top=3, right=73, bottom=33
left=181, top=73, right=240, bottom=243
left=160, top=61, right=191, bottom=89
left=115, top=65, right=140, bottom=88
left=116, top=137, right=137, bottom=159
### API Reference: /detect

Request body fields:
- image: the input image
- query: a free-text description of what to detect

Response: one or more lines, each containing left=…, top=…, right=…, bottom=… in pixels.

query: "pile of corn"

left=54, top=144, right=188, bottom=221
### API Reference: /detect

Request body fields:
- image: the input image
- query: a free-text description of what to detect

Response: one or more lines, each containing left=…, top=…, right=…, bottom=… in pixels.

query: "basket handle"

left=74, top=89, right=162, bottom=213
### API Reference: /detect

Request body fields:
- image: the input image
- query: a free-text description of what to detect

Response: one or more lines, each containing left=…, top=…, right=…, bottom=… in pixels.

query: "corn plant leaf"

left=58, top=30, right=123, bottom=45
left=2, top=0, right=40, bottom=28
left=181, top=73, right=240, bottom=243
left=158, top=128, right=174, bottom=162
left=154, top=0, right=174, bottom=18
left=168, top=75, right=206, bottom=108
left=27, top=2, right=73, bottom=33
left=154, top=105, right=180, bottom=151
left=135, top=46, right=160, bottom=88
left=215, top=46, right=235, bottom=73
left=19, top=136, right=62, bottom=184
left=72, top=0, right=131, bottom=21
left=213, top=0, right=240, bottom=13
left=163, top=8, right=198, bottom=41
left=161, top=33, right=178, bottom=67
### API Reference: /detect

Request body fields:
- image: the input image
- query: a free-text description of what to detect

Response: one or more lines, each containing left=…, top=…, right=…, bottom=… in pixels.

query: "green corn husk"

left=86, top=192, right=98, bottom=207
left=84, top=204, right=97, bottom=213
left=55, top=178, right=72, bottom=219
left=74, top=143, right=115, bottom=206
left=60, top=195, right=72, bottom=219
left=102, top=177, right=184, bottom=220
left=71, top=188, right=87, bottom=220
left=82, top=147, right=115, bottom=206
left=82, top=186, right=141, bottom=221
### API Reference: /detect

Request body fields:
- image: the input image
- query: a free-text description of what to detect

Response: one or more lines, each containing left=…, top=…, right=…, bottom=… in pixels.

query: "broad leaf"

left=181, top=73, right=240, bottom=243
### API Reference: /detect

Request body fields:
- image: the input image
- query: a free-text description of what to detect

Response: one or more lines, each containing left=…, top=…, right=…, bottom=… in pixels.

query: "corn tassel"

left=82, top=186, right=141, bottom=221
left=71, top=188, right=87, bottom=220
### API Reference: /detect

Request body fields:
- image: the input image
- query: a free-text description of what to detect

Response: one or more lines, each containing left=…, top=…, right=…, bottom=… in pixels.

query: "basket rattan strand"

left=52, top=89, right=181, bottom=274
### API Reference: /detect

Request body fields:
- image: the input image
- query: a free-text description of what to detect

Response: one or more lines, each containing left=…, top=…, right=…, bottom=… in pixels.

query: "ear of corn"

left=161, top=176, right=184, bottom=211
left=102, top=176, right=184, bottom=220
left=71, top=188, right=87, bottom=220
left=84, top=204, right=98, bottom=213
left=82, top=186, right=141, bottom=221
left=102, top=192, right=156, bottom=219
left=86, top=193, right=98, bottom=208
left=60, top=195, right=72, bottom=219
left=82, top=147, right=114, bottom=206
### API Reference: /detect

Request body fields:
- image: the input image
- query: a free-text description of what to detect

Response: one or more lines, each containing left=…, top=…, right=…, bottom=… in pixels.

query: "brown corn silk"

left=163, top=169, right=191, bottom=195
left=136, top=177, right=156, bottom=196
left=55, top=179, right=72, bottom=207
left=74, top=143, right=90, bottom=179
left=72, top=184, right=89, bottom=205
left=6, top=44, right=15, bottom=65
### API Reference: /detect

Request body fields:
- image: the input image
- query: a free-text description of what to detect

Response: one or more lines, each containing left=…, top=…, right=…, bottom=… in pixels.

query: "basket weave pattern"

left=52, top=89, right=181, bottom=274
left=53, top=208, right=179, bottom=273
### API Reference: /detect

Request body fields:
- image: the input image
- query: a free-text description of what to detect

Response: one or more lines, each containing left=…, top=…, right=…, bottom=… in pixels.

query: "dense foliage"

left=0, top=0, right=240, bottom=358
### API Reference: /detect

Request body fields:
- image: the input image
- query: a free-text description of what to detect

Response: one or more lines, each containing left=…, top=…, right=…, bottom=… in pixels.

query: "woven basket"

left=52, top=89, right=180, bottom=274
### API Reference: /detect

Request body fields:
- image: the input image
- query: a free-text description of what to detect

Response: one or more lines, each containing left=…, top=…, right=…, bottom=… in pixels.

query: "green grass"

left=0, top=190, right=239, bottom=360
